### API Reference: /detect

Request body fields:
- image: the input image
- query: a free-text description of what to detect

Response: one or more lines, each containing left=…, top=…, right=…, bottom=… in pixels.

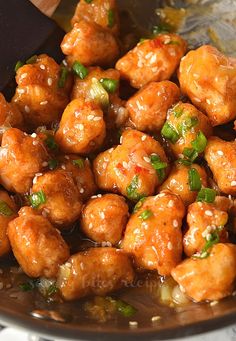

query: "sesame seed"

left=88, top=223, right=93, bottom=229
left=151, top=316, right=161, bottom=323
left=40, top=100, right=48, bottom=105
left=87, top=115, right=95, bottom=121
left=100, top=212, right=105, bottom=219
left=31, top=133, right=37, bottom=138
left=102, top=162, right=107, bottom=170
left=205, top=210, right=213, bottom=216
left=79, top=188, right=85, bottom=194
left=94, top=117, right=102, bottom=121
left=217, top=150, right=223, bottom=156
left=210, top=300, right=218, bottom=306
left=122, top=161, right=128, bottom=169
left=97, top=194, right=102, bottom=198
left=206, top=99, right=211, bottom=105
left=21, top=73, right=27, bottom=79
left=167, top=241, right=173, bottom=250
left=231, top=180, right=236, bottom=186
left=40, top=64, right=46, bottom=70
left=129, top=321, right=138, bottom=328
left=33, top=140, right=38, bottom=145
left=120, top=136, right=123, bottom=144
left=77, top=124, right=84, bottom=131
left=141, top=135, right=147, bottom=141
left=47, top=78, right=53, bottom=86
left=62, top=59, right=68, bottom=66
left=61, top=164, right=66, bottom=170
left=24, top=105, right=30, bottom=113
left=65, top=262, right=72, bottom=268
left=17, top=88, right=25, bottom=94
left=143, top=156, right=150, bottom=163
left=168, top=200, right=174, bottom=208
left=173, top=219, right=178, bottom=228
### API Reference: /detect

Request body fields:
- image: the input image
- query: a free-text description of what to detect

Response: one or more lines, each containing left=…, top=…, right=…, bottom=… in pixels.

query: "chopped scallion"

left=126, top=175, right=144, bottom=201
left=15, top=60, right=24, bottom=72
left=139, top=209, right=153, bottom=220
left=133, top=197, right=146, bottom=213
left=107, top=297, right=137, bottom=317
left=108, top=9, right=115, bottom=28
left=176, top=158, right=192, bottom=166
left=58, top=66, right=69, bottom=88
left=161, top=122, right=179, bottom=144
left=29, top=190, right=46, bottom=208
left=165, top=40, right=180, bottom=45
left=72, top=61, right=88, bottom=79
left=173, top=105, right=184, bottom=118
left=89, top=78, right=109, bottom=107
left=100, top=78, right=119, bottom=94
left=45, top=134, right=58, bottom=150
left=26, top=55, right=37, bottom=64
left=48, top=159, right=59, bottom=170
left=84, top=0, right=93, bottom=3
left=72, top=159, right=84, bottom=168
left=150, top=154, right=167, bottom=182
left=183, top=148, right=198, bottom=162
left=188, top=168, right=202, bottom=191
left=19, top=279, right=39, bottom=292
left=197, top=188, right=216, bottom=203
left=152, top=23, right=171, bottom=35
left=178, top=116, right=198, bottom=135
left=0, top=200, right=13, bottom=216
left=191, top=131, right=207, bottom=153
left=192, top=229, right=221, bottom=259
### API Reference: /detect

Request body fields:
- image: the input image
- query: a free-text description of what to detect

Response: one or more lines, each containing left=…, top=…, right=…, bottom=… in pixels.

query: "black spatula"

left=0, top=0, right=65, bottom=96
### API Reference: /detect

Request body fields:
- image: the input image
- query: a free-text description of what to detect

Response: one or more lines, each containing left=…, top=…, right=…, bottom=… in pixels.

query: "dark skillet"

left=0, top=0, right=236, bottom=340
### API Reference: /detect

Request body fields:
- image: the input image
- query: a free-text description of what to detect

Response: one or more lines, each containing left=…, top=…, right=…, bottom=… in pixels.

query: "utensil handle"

left=29, top=0, right=61, bottom=17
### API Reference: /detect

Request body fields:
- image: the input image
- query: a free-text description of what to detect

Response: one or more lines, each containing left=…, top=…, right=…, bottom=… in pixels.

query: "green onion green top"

left=191, top=131, right=207, bottom=153
left=107, top=297, right=137, bottom=317
left=100, top=78, right=119, bottom=94
left=161, top=122, right=179, bottom=144
left=0, top=200, right=13, bottom=216
left=133, top=197, right=146, bottom=213
left=126, top=175, right=144, bottom=201
left=152, top=23, right=171, bottom=35
left=58, top=66, right=69, bottom=88
left=150, top=154, right=167, bottom=182
left=139, top=209, right=153, bottom=220
left=197, top=188, right=216, bottom=203
left=84, top=0, right=93, bottom=3
left=72, top=61, right=88, bottom=79
left=19, top=279, right=39, bottom=292
left=192, top=229, right=221, bottom=259
left=178, top=116, right=199, bottom=135
left=108, top=9, right=115, bottom=28
left=48, top=159, right=59, bottom=170
left=165, top=40, right=180, bottom=45
left=29, top=190, right=46, bottom=209
left=183, top=147, right=198, bottom=162
left=45, top=134, right=58, bottom=150
left=89, top=78, right=109, bottom=107
left=72, top=159, right=84, bottom=168
left=188, top=168, right=202, bottom=191
left=173, top=105, right=184, bottom=118
left=15, top=60, right=24, bottom=72
left=26, top=55, right=37, bottom=64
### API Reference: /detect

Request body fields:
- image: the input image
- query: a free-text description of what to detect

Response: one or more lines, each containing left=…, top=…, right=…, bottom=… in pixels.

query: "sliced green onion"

left=58, top=66, right=69, bottom=88
left=48, top=159, right=59, bottom=170
left=183, top=148, right=198, bottom=162
left=0, top=200, right=13, bottom=216
left=108, top=9, right=115, bottom=28
left=19, top=279, right=39, bottom=292
left=173, top=105, right=184, bottom=118
left=192, top=229, right=220, bottom=259
left=100, top=78, right=119, bottom=94
left=84, top=0, right=93, bottom=3
left=15, top=60, right=24, bottom=72
left=47, top=283, right=58, bottom=296
left=178, top=116, right=199, bottom=135
left=133, top=197, right=146, bottom=213
left=126, top=175, right=144, bottom=201
left=161, top=122, right=179, bottom=144
left=191, top=131, right=207, bottom=153
left=197, top=188, right=216, bottom=203
left=188, top=168, right=202, bottom=191
left=150, top=154, right=167, bottom=182
left=115, top=299, right=137, bottom=317
left=29, top=190, right=46, bottom=208
left=89, top=78, right=109, bottom=108
left=72, top=159, right=84, bottom=168
left=139, top=209, right=153, bottom=220
left=26, top=55, right=37, bottom=64
left=152, top=23, right=171, bottom=35
left=45, top=134, right=58, bottom=150
left=176, top=158, right=192, bottom=166
left=72, top=61, right=88, bottom=79
left=165, top=40, right=180, bottom=45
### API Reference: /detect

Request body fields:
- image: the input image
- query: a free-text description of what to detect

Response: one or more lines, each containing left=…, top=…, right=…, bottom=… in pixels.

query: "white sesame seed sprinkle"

left=143, top=156, right=150, bottom=163
left=97, top=194, right=102, bottom=198
left=100, top=212, right=105, bottom=219
left=129, top=321, right=138, bottom=328
left=21, top=73, right=27, bottom=79
left=87, top=115, right=95, bottom=121
left=94, top=117, right=102, bottom=121
left=122, top=161, right=128, bottom=169
left=151, top=316, right=161, bottom=322
left=167, top=241, right=173, bottom=250
left=47, top=78, right=53, bottom=86
left=141, top=135, right=147, bottom=141
left=205, top=210, right=213, bottom=216
left=40, top=100, right=48, bottom=105
left=173, top=219, right=178, bottom=228
left=231, top=180, right=236, bottom=186
left=206, top=99, right=211, bottom=105
left=80, top=188, right=85, bottom=194
left=17, top=88, right=25, bottom=94
left=31, top=133, right=37, bottom=138
left=40, top=64, right=46, bottom=70
left=24, top=105, right=30, bottom=113
left=217, top=150, right=224, bottom=156
left=61, top=164, right=66, bottom=170
left=210, top=300, right=218, bottom=306
left=168, top=200, right=174, bottom=208
left=77, top=124, right=84, bottom=131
